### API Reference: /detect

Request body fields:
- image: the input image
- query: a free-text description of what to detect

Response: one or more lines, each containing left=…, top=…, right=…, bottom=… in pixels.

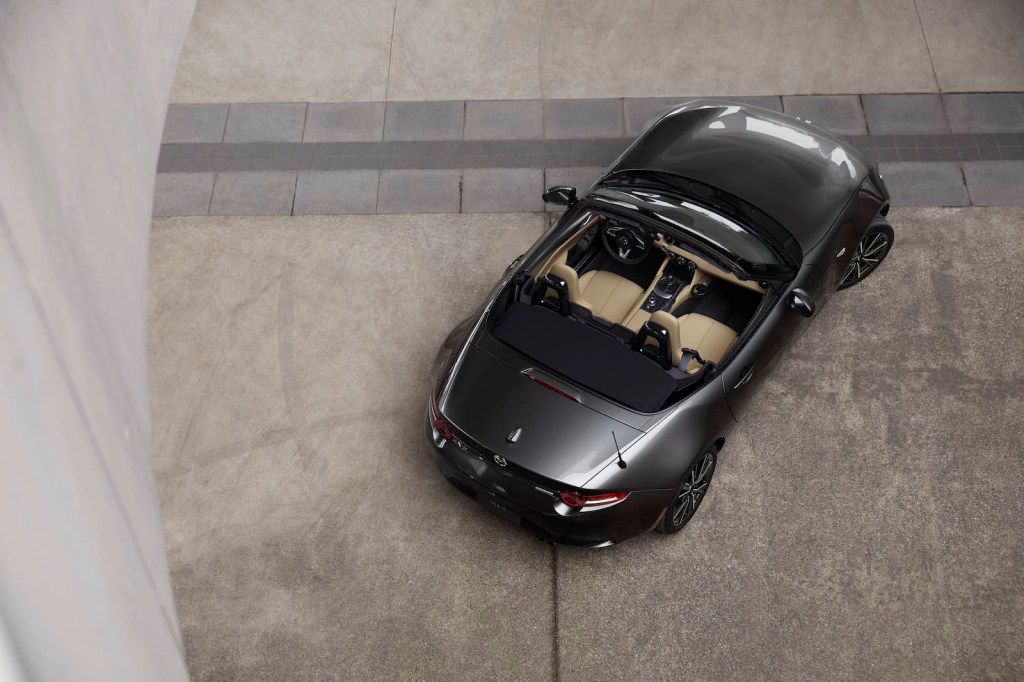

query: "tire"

left=838, top=216, right=894, bottom=290
left=658, top=446, right=718, bottom=535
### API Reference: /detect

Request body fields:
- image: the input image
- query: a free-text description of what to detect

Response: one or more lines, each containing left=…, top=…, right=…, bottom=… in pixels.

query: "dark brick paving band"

left=162, top=92, right=1024, bottom=146
left=158, top=133, right=1024, bottom=174
left=154, top=92, right=1024, bottom=215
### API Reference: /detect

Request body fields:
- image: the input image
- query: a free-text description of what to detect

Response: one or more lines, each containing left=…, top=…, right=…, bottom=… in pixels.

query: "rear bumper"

left=425, top=414, right=671, bottom=547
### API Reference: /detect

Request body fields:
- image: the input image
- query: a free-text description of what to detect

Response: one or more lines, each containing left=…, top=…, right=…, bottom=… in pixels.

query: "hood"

left=605, top=99, right=873, bottom=253
left=439, top=344, right=643, bottom=488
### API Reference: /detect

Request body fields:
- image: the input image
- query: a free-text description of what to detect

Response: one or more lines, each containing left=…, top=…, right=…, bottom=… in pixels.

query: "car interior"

left=490, top=212, right=769, bottom=411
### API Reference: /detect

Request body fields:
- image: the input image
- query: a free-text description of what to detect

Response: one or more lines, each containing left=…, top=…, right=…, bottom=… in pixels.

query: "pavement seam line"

left=374, top=169, right=383, bottom=213
left=551, top=542, right=560, bottom=682
left=912, top=0, right=943, bottom=94
left=289, top=172, right=299, bottom=215
left=384, top=0, right=399, bottom=102
left=960, top=163, right=974, bottom=206
left=457, top=171, right=463, bottom=213
left=207, top=172, right=217, bottom=215
left=537, top=0, right=548, bottom=100
left=221, top=103, right=231, bottom=143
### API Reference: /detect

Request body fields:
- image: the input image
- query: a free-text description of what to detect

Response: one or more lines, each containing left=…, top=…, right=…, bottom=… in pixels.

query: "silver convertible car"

left=426, top=100, right=894, bottom=547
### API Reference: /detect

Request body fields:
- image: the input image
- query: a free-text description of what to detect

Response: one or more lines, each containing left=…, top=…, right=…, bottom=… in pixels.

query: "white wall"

left=0, top=1, right=195, bottom=679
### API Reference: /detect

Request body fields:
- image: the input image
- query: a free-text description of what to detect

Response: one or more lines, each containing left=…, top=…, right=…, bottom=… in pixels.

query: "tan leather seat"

left=549, top=263, right=644, bottom=325
left=648, top=310, right=738, bottom=372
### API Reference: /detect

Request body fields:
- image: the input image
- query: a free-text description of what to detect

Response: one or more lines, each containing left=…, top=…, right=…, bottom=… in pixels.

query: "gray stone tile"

left=999, top=146, right=1024, bottom=161
left=377, top=170, right=461, bottom=213
left=570, top=139, right=595, bottom=167
left=224, top=103, right=307, bottom=143
left=723, top=96, right=784, bottom=113
left=863, top=94, right=950, bottom=135
left=293, top=171, right=378, bottom=214
left=152, top=173, right=214, bottom=216
left=943, top=93, right=1024, bottom=133
left=782, top=95, right=867, bottom=136
left=543, top=167, right=604, bottom=212
left=544, top=99, right=624, bottom=139
left=593, top=138, right=630, bottom=165
left=209, top=172, right=297, bottom=215
left=462, top=168, right=543, bottom=213
left=464, top=100, right=544, bottom=140
left=877, top=162, right=969, bottom=207
left=161, top=143, right=196, bottom=158
left=383, top=101, right=464, bottom=141
left=208, top=157, right=254, bottom=172
left=963, top=161, right=1024, bottom=206
left=303, top=102, right=385, bottom=142
left=979, top=146, right=1002, bottom=161
left=157, top=156, right=197, bottom=173
left=623, top=98, right=690, bottom=136
left=544, top=166, right=603, bottom=191
left=162, top=104, right=228, bottom=143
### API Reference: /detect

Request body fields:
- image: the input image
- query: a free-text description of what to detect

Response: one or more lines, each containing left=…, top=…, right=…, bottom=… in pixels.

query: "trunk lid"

left=440, top=344, right=643, bottom=488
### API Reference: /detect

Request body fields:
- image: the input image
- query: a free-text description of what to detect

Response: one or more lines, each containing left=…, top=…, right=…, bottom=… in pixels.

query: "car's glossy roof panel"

left=605, top=100, right=873, bottom=250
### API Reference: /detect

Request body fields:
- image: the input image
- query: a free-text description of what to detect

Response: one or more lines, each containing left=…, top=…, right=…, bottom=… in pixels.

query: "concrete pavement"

left=150, top=214, right=553, bottom=680
left=151, top=207, right=1024, bottom=681
left=171, top=0, right=1024, bottom=103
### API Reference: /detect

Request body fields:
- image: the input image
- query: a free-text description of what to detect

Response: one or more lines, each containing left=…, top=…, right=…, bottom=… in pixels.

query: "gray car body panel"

left=426, top=100, right=891, bottom=544
left=440, top=343, right=643, bottom=488
left=606, top=99, right=875, bottom=255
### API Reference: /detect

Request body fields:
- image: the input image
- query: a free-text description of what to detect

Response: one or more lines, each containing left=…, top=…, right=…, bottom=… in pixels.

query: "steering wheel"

left=602, top=221, right=650, bottom=265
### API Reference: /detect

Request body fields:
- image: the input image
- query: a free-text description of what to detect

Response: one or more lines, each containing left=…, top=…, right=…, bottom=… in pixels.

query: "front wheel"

left=839, top=217, right=894, bottom=289
left=658, top=447, right=717, bottom=535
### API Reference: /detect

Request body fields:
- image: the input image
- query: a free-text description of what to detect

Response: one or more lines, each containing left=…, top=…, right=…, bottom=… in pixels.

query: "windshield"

left=589, top=186, right=785, bottom=266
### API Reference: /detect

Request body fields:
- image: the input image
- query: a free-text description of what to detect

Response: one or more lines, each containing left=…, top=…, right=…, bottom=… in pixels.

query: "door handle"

left=734, top=364, right=755, bottom=389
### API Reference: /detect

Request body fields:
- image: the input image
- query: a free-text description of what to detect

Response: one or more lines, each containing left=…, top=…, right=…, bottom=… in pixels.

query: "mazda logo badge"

left=506, top=427, right=522, bottom=444
left=493, top=455, right=507, bottom=467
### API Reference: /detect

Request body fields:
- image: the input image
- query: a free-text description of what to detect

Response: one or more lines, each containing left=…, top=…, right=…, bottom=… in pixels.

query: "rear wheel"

left=658, top=447, right=717, bottom=534
left=839, top=217, right=894, bottom=289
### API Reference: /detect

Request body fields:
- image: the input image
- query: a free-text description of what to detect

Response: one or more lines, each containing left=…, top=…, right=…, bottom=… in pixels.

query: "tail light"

left=559, top=490, right=629, bottom=512
left=429, top=393, right=453, bottom=440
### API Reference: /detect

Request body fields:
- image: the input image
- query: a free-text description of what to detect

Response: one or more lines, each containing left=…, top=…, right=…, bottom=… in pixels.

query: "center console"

left=641, top=257, right=697, bottom=313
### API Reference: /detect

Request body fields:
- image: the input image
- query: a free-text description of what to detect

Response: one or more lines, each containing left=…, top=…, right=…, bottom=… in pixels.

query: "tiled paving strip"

left=163, top=93, right=1024, bottom=145
left=155, top=93, right=1024, bottom=215
left=157, top=133, right=1024, bottom=174
left=154, top=159, right=1024, bottom=217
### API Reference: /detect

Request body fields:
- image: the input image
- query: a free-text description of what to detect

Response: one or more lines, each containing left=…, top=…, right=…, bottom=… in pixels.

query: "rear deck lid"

left=440, top=345, right=643, bottom=488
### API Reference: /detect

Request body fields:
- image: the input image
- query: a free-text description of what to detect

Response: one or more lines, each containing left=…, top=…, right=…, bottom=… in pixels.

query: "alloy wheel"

left=671, top=451, right=715, bottom=528
left=840, top=231, right=890, bottom=288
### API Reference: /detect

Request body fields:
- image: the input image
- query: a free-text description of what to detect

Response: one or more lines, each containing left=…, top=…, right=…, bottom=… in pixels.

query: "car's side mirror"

left=542, top=186, right=577, bottom=206
left=788, top=288, right=815, bottom=318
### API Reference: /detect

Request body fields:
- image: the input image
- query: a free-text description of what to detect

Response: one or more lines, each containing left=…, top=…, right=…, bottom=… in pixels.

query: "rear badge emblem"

left=494, top=455, right=508, bottom=467
left=506, top=427, right=522, bottom=444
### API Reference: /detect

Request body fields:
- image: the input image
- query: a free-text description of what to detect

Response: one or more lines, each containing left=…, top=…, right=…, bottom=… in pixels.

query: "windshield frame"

left=596, top=172, right=803, bottom=273
left=578, top=199, right=795, bottom=284
left=592, top=186, right=783, bottom=266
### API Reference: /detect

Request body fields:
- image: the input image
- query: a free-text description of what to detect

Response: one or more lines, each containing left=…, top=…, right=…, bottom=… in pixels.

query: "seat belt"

left=669, top=349, right=711, bottom=380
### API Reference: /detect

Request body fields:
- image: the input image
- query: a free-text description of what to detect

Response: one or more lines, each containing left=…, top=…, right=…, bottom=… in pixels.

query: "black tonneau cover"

left=493, top=303, right=676, bottom=413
